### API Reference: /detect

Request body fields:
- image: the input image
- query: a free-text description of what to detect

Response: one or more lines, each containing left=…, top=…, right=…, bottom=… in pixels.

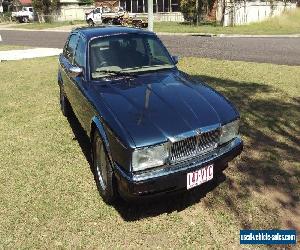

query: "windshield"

left=90, top=34, right=175, bottom=78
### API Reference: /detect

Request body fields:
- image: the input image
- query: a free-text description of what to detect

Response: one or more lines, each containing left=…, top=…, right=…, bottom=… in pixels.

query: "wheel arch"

left=90, top=116, right=113, bottom=165
left=88, top=18, right=95, bottom=26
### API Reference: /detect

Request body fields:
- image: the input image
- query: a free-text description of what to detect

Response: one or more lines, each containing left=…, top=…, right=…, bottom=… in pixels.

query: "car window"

left=90, top=34, right=174, bottom=77
left=65, top=34, right=79, bottom=63
left=74, top=36, right=86, bottom=68
left=147, top=39, right=172, bottom=65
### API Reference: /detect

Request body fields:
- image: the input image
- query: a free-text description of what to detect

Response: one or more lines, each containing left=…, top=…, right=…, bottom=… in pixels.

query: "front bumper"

left=113, top=137, right=243, bottom=200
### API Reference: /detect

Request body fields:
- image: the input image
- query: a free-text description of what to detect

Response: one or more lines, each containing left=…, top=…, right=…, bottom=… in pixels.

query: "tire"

left=92, top=130, right=117, bottom=204
left=105, top=19, right=113, bottom=25
left=59, top=84, right=71, bottom=117
left=88, top=19, right=94, bottom=27
left=133, top=20, right=142, bottom=28
left=23, top=16, right=29, bottom=23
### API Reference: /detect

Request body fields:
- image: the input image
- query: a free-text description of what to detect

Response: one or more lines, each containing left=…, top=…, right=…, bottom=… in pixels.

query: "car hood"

left=91, top=70, right=239, bottom=148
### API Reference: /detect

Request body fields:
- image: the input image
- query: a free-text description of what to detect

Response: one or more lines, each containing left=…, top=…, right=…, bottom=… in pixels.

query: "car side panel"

left=60, top=54, right=75, bottom=108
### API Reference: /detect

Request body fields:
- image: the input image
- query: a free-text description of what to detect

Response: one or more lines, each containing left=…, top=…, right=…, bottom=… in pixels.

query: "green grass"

left=154, top=9, right=300, bottom=34
left=0, top=44, right=30, bottom=51
left=10, top=20, right=87, bottom=30
left=0, top=56, right=299, bottom=248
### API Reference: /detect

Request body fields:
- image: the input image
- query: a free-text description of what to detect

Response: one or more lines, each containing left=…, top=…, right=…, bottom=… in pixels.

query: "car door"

left=93, top=8, right=102, bottom=24
left=60, top=33, right=80, bottom=115
left=70, top=35, right=95, bottom=132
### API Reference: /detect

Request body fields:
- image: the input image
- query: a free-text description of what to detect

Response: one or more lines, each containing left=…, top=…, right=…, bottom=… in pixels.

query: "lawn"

left=0, top=56, right=299, bottom=248
left=0, top=44, right=30, bottom=51
left=154, top=9, right=300, bottom=34
left=9, top=20, right=87, bottom=30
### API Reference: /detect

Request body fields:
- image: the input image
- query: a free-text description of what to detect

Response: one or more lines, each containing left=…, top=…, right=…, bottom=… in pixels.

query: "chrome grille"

left=169, top=129, right=220, bottom=163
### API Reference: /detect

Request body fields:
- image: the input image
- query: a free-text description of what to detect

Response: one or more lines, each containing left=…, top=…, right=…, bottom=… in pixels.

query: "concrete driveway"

left=0, top=47, right=62, bottom=61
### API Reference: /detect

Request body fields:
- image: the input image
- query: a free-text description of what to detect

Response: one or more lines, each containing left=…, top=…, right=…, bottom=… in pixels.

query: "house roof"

left=19, top=0, right=32, bottom=6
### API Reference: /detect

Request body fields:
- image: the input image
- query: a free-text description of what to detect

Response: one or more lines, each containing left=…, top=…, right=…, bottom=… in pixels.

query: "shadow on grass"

left=67, top=112, right=92, bottom=168
left=179, top=21, right=220, bottom=26
left=66, top=75, right=299, bottom=226
left=194, top=75, right=300, bottom=230
left=114, top=173, right=226, bottom=221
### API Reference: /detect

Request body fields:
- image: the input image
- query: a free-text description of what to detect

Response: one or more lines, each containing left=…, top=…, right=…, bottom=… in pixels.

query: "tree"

left=180, top=0, right=215, bottom=24
left=180, top=0, right=197, bottom=23
left=32, top=0, right=58, bottom=22
left=79, top=0, right=94, bottom=4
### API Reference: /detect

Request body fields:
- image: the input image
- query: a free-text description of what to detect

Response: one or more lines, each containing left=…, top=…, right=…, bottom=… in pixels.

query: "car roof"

left=73, top=26, right=155, bottom=40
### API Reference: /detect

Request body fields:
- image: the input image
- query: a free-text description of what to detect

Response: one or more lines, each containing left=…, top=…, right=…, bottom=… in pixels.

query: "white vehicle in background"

left=85, top=6, right=148, bottom=28
left=12, top=7, right=34, bottom=23
left=85, top=6, right=125, bottom=26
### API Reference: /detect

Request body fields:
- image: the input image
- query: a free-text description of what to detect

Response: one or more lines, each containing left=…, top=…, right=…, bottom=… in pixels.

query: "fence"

left=218, top=1, right=298, bottom=26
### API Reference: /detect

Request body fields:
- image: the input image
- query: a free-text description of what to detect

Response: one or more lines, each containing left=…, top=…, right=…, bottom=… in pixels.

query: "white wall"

left=217, top=1, right=297, bottom=26
left=153, top=12, right=185, bottom=22
left=57, top=4, right=94, bottom=21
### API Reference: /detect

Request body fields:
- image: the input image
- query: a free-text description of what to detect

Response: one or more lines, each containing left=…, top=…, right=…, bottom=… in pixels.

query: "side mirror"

left=69, top=66, right=83, bottom=78
left=172, top=55, right=179, bottom=65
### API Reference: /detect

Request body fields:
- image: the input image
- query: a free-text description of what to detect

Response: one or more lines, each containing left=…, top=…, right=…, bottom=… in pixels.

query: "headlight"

left=132, top=143, right=169, bottom=172
left=219, top=119, right=240, bottom=145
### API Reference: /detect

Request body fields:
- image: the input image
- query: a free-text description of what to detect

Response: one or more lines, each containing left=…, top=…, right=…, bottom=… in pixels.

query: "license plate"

left=187, top=164, right=214, bottom=190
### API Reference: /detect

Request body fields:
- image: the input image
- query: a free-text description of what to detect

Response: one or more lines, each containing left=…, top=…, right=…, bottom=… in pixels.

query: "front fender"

left=91, top=116, right=113, bottom=165
left=92, top=116, right=109, bottom=145
left=91, top=116, right=133, bottom=173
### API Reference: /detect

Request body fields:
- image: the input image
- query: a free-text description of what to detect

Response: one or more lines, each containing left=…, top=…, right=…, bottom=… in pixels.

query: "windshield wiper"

left=95, top=69, right=137, bottom=77
left=137, top=65, right=175, bottom=73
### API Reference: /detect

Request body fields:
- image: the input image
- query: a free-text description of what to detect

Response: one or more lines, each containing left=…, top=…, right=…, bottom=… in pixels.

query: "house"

left=13, top=0, right=32, bottom=10
left=217, top=0, right=298, bottom=26
left=96, top=0, right=181, bottom=13
left=96, top=0, right=183, bottom=21
left=58, top=0, right=184, bottom=22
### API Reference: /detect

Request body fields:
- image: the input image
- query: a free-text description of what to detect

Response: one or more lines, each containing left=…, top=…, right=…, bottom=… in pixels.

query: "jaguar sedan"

left=58, top=26, right=243, bottom=203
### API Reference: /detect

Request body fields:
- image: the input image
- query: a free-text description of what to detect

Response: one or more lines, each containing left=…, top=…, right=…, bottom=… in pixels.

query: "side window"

left=147, top=38, right=171, bottom=65
left=64, top=34, right=79, bottom=63
left=74, top=37, right=86, bottom=68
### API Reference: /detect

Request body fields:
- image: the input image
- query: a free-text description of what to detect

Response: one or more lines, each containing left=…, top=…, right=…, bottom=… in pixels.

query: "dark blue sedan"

left=58, top=26, right=243, bottom=203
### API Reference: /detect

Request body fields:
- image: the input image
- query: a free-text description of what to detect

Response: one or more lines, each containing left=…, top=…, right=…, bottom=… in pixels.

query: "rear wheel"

left=133, top=20, right=142, bottom=28
left=104, top=19, right=113, bottom=25
left=92, top=130, right=117, bottom=204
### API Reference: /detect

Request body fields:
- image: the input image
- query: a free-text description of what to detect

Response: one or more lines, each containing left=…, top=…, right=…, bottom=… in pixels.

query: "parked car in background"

left=11, top=6, right=34, bottom=23
left=58, top=26, right=243, bottom=204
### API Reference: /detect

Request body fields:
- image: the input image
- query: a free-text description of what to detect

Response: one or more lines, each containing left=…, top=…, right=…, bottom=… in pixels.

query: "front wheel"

left=92, top=130, right=117, bottom=204
left=88, top=19, right=94, bottom=27
left=22, top=16, right=29, bottom=23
